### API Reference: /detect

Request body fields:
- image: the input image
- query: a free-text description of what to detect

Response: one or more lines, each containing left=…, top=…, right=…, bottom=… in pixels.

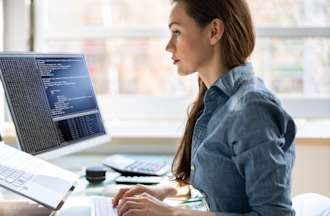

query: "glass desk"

left=0, top=154, right=208, bottom=216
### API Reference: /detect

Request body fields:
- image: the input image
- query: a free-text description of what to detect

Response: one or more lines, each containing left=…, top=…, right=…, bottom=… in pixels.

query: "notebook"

left=0, top=142, right=78, bottom=210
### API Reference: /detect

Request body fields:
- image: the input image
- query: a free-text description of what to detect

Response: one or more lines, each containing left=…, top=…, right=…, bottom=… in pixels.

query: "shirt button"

left=191, top=164, right=195, bottom=171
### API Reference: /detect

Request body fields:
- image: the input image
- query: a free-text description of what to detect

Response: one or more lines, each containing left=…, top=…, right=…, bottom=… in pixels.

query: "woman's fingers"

left=116, top=194, right=173, bottom=216
left=113, top=185, right=149, bottom=207
left=117, top=196, right=148, bottom=216
left=112, top=188, right=130, bottom=207
left=117, top=196, right=144, bottom=210
left=140, top=192, right=159, bottom=202
left=117, top=200, right=141, bottom=216
left=122, top=209, right=144, bottom=216
left=140, top=192, right=152, bottom=198
left=123, top=184, right=146, bottom=198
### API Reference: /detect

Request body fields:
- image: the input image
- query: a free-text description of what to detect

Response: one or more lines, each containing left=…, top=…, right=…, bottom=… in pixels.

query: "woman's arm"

left=113, top=181, right=191, bottom=207
left=164, top=182, right=191, bottom=198
left=116, top=192, right=215, bottom=216
left=218, top=92, right=296, bottom=216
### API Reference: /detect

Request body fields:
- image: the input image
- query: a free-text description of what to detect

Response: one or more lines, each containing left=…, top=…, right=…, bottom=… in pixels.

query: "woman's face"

left=166, top=2, right=212, bottom=76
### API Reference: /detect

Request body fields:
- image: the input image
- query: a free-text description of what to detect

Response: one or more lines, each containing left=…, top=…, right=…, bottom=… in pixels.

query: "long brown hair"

left=171, top=0, right=255, bottom=183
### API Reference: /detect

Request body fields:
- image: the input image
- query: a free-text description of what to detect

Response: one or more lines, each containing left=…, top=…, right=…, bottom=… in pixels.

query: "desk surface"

left=0, top=201, right=52, bottom=216
left=0, top=154, right=206, bottom=216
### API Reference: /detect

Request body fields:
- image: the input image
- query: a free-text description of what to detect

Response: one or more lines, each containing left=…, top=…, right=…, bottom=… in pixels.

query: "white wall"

left=292, top=143, right=330, bottom=197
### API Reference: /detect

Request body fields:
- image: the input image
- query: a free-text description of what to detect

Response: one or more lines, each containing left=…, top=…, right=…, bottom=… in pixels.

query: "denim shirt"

left=190, top=63, right=296, bottom=216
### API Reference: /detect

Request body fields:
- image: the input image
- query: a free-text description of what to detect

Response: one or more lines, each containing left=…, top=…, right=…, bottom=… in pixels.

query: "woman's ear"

left=209, top=18, right=224, bottom=46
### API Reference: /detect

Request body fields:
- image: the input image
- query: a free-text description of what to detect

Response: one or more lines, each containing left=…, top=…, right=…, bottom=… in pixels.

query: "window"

left=0, top=0, right=4, bottom=128
left=249, top=0, right=330, bottom=118
left=33, top=0, right=329, bottom=118
left=249, top=0, right=330, bottom=99
left=1, top=0, right=330, bottom=137
left=33, top=0, right=194, bottom=122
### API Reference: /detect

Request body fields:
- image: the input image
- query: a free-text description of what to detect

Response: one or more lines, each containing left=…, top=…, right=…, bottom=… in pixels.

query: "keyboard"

left=0, top=147, right=36, bottom=188
left=102, top=154, right=170, bottom=176
left=0, top=165, right=34, bottom=188
left=90, top=196, right=117, bottom=216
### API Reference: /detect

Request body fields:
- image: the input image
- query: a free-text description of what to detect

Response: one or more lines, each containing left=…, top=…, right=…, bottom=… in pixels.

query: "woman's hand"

left=116, top=192, right=176, bottom=216
left=112, top=184, right=171, bottom=207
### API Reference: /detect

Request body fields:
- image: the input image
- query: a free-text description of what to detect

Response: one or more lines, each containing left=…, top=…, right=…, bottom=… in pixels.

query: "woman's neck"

left=198, top=62, right=227, bottom=89
left=197, top=45, right=228, bottom=88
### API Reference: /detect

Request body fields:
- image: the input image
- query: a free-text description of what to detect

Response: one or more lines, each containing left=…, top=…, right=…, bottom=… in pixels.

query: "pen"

left=182, top=197, right=203, bottom=204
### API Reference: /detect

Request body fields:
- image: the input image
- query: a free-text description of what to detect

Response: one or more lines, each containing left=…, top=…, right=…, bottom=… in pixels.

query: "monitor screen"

left=0, top=53, right=110, bottom=160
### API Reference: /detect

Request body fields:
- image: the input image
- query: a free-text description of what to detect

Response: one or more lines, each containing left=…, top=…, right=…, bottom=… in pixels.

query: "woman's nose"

left=165, top=39, right=174, bottom=53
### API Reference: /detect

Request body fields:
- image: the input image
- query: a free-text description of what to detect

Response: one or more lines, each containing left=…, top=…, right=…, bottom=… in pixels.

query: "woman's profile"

left=113, top=0, right=296, bottom=215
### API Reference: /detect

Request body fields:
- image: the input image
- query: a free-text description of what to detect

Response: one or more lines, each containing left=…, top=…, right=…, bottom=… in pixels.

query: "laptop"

left=0, top=141, right=78, bottom=210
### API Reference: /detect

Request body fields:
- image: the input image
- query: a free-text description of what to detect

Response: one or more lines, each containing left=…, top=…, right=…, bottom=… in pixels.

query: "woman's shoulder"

left=234, top=77, right=282, bottom=109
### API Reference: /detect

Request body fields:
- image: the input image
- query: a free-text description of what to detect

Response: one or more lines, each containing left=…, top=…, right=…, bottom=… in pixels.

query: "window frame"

left=0, top=0, right=4, bottom=131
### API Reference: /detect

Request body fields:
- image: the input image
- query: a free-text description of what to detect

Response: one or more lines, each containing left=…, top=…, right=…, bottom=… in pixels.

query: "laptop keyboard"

left=90, top=196, right=118, bottom=216
left=0, top=148, right=35, bottom=188
left=0, top=165, right=34, bottom=187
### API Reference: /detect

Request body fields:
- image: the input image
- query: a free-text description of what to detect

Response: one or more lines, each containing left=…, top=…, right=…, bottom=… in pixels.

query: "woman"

left=113, top=0, right=296, bottom=215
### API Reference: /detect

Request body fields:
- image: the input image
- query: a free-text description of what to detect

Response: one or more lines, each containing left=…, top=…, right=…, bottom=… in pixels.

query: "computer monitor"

left=0, top=53, right=111, bottom=160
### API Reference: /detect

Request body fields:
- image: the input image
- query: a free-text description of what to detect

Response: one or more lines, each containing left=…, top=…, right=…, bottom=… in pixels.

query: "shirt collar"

left=211, top=62, right=254, bottom=97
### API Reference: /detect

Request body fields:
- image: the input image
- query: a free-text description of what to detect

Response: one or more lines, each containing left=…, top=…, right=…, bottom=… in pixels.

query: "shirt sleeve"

left=214, top=92, right=296, bottom=216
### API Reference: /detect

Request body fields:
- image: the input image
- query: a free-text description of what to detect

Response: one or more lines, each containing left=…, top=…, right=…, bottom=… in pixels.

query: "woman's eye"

left=172, top=30, right=181, bottom=36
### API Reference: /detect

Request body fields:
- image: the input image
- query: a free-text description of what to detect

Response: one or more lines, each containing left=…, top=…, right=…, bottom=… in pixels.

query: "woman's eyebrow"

left=168, top=22, right=181, bottom=28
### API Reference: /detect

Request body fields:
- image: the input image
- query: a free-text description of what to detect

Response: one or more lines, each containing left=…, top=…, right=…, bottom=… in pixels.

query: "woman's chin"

left=177, top=68, right=194, bottom=76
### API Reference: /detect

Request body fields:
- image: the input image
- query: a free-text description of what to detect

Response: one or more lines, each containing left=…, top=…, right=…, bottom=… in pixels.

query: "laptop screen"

left=0, top=53, right=107, bottom=155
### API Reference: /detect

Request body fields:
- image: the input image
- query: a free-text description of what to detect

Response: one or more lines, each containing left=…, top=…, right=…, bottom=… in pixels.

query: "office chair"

left=293, top=193, right=330, bottom=216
